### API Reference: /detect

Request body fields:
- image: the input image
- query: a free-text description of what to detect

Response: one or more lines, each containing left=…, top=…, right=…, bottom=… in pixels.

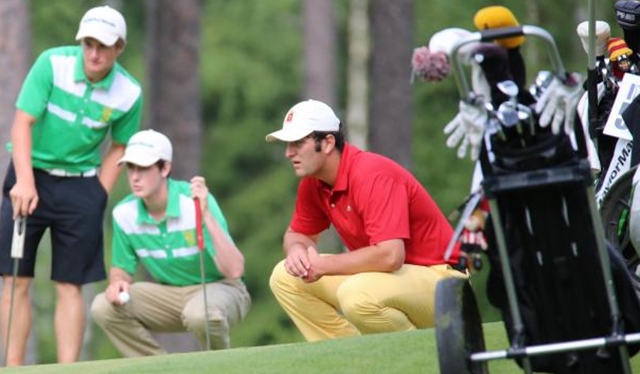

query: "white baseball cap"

left=118, top=130, right=173, bottom=167
left=75, top=6, right=127, bottom=47
left=265, top=99, right=340, bottom=142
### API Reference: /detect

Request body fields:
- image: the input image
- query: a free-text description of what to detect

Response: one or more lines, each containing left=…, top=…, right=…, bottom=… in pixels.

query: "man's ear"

left=115, top=39, right=126, bottom=55
left=162, top=162, right=172, bottom=177
left=323, top=134, right=336, bottom=154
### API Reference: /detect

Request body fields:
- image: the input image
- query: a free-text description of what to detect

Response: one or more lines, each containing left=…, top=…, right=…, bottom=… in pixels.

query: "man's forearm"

left=283, top=229, right=318, bottom=255
left=203, top=211, right=245, bottom=279
left=108, top=267, right=132, bottom=285
left=11, top=111, right=35, bottom=182
left=99, top=143, right=125, bottom=193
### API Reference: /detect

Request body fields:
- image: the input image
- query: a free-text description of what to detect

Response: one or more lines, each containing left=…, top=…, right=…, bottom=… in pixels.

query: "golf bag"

left=481, top=122, right=640, bottom=373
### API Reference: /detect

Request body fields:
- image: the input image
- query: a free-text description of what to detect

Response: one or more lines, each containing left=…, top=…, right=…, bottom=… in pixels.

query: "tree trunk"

left=145, top=0, right=203, bottom=180
left=0, top=0, right=30, bottom=177
left=303, top=0, right=337, bottom=108
left=0, top=0, right=38, bottom=365
left=144, top=0, right=203, bottom=353
left=523, top=0, right=541, bottom=70
left=346, top=0, right=370, bottom=150
left=369, top=0, right=413, bottom=170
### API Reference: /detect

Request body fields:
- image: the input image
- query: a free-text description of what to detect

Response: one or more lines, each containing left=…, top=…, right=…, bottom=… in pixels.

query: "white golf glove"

left=444, top=100, right=486, bottom=161
left=535, top=73, right=584, bottom=135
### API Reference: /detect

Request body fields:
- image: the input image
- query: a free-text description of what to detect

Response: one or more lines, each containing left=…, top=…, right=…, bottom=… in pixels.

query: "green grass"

left=4, top=322, right=640, bottom=373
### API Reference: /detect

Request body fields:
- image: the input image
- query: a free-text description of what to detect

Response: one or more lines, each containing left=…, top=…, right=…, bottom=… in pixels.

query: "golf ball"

left=118, top=291, right=130, bottom=304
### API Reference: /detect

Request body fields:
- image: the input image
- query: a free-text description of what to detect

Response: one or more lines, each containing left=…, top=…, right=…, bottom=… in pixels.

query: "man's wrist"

left=286, top=242, right=307, bottom=254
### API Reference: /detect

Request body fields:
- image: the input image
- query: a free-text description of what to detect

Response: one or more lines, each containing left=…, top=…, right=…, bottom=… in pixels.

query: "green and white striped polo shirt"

left=112, top=179, right=231, bottom=286
left=13, top=46, right=142, bottom=172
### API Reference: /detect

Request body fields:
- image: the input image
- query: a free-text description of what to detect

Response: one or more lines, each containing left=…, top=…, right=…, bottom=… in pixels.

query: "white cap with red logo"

left=265, top=99, right=340, bottom=142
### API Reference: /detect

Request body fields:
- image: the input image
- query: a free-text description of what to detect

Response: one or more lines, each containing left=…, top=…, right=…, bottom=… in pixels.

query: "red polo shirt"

left=290, top=143, right=460, bottom=266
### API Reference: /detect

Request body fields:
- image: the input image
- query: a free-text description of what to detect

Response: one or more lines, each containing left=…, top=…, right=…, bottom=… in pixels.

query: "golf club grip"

left=478, top=26, right=524, bottom=42
left=10, top=217, right=26, bottom=259
left=194, top=199, right=205, bottom=251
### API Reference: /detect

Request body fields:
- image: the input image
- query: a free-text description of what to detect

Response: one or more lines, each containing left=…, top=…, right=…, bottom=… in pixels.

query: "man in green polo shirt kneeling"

left=91, top=130, right=251, bottom=356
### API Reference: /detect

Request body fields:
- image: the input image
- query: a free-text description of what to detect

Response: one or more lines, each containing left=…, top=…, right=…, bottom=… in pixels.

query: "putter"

left=194, top=199, right=211, bottom=350
left=5, top=216, right=26, bottom=365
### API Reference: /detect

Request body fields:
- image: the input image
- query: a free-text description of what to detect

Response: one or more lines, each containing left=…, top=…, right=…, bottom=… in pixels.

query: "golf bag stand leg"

left=486, top=199, right=534, bottom=374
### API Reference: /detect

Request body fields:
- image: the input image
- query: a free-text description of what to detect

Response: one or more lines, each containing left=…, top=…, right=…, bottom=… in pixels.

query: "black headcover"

left=616, top=0, right=640, bottom=30
left=616, top=0, right=640, bottom=58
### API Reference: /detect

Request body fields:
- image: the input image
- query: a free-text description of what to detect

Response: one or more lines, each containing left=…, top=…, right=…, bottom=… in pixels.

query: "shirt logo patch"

left=184, top=230, right=196, bottom=247
left=100, top=107, right=113, bottom=123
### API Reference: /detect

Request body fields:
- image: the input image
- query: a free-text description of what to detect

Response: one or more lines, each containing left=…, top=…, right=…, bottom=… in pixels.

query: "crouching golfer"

left=92, top=129, right=251, bottom=356
left=266, top=99, right=467, bottom=341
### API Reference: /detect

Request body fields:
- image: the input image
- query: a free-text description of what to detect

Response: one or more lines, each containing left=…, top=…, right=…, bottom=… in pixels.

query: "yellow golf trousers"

left=269, top=259, right=467, bottom=341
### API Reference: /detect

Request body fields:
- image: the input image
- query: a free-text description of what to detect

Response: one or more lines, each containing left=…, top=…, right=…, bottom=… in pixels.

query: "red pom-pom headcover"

left=411, top=47, right=450, bottom=82
left=411, top=28, right=473, bottom=83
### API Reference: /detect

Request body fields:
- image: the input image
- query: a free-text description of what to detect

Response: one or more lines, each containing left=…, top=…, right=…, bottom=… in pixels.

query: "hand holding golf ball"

left=118, top=291, right=130, bottom=304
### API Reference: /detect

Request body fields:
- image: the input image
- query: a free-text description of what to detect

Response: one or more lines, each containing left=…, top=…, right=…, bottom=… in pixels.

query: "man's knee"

left=2, top=277, right=31, bottom=296
left=336, top=282, right=376, bottom=318
left=55, top=282, right=82, bottom=299
left=269, top=260, right=289, bottom=293
left=183, top=305, right=226, bottom=332
left=91, top=293, right=116, bottom=326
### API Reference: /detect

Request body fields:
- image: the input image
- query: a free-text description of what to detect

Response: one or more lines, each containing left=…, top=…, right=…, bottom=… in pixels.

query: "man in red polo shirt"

left=265, top=99, right=465, bottom=341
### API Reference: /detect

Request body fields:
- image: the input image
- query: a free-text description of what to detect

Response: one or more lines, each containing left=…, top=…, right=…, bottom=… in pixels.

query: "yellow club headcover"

left=474, top=6, right=525, bottom=49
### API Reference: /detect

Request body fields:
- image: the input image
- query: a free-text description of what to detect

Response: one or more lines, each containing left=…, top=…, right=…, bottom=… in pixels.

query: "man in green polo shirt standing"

left=0, top=6, right=142, bottom=365
left=91, top=130, right=251, bottom=357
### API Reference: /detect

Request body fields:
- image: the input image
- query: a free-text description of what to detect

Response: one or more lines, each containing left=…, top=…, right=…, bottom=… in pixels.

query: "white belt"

left=44, top=168, right=98, bottom=178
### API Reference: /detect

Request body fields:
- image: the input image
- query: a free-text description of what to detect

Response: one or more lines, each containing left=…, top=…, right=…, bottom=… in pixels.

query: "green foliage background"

left=24, top=0, right=620, bottom=363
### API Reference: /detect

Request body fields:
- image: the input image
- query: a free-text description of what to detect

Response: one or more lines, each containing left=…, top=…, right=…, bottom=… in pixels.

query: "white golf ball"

left=118, top=291, right=130, bottom=304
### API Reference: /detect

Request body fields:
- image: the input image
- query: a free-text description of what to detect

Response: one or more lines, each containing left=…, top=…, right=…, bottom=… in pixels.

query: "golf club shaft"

left=199, top=252, right=211, bottom=350
left=5, top=217, right=26, bottom=366
left=4, top=260, right=18, bottom=365
left=587, top=0, right=598, bottom=136
left=194, top=199, right=211, bottom=350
